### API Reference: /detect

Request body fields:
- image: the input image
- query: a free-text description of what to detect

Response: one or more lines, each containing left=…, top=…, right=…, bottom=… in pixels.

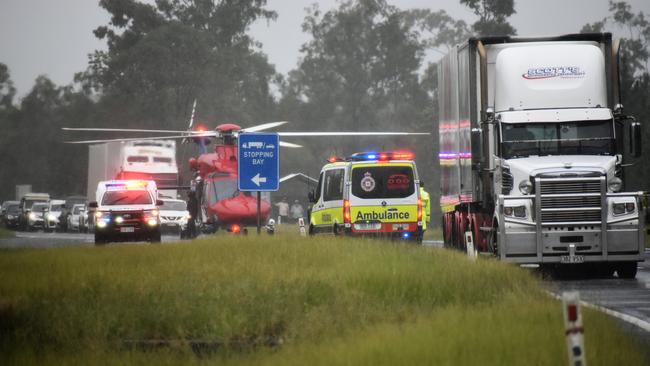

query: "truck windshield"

left=32, top=203, right=48, bottom=212
left=501, top=120, right=614, bottom=159
left=101, top=190, right=153, bottom=205
left=24, top=200, right=47, bottom=209
left=351, top=165, right=415, bottom=199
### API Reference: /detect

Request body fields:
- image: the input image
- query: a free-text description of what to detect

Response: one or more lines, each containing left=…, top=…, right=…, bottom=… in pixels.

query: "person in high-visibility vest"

left=419, top=182, right=431, bottom=231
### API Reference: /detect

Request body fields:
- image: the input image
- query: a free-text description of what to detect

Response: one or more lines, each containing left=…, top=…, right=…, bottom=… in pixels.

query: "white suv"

left=90, top=180, right=162, bottom=244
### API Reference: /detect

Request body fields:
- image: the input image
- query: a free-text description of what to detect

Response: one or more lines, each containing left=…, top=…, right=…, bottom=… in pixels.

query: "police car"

left=89, top=180, right=162, bottom=244
left=308, top=151, right=424, bottom=242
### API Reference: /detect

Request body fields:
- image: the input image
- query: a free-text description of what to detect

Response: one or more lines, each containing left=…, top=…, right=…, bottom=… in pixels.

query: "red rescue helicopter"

left=63, top=104, right=428, bottom=233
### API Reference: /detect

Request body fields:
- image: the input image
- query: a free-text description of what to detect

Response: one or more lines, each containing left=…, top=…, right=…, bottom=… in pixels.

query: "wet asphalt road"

left=2, top=233, right=650, bottom=345
left=0, top=231, right=182, bottom=248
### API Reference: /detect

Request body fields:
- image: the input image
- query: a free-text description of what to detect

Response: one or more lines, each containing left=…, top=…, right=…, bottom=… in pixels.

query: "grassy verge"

left=0, top=233, right=646, bottom=365
left=0, top=226, right=15, bottom=239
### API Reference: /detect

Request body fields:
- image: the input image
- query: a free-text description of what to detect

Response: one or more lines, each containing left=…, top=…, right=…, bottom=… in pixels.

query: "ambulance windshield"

left=102, top=190, right=153, bottom=205
left=351, top=166, right=415, bottom=199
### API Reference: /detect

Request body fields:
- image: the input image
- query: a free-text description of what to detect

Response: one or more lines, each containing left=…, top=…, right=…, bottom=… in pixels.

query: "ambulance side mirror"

left=88, top=202, right=98, bottom=208
left=308, top=191, right=315, bottom=203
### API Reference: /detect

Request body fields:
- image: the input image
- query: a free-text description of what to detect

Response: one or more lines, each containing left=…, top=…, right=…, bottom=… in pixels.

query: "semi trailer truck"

left=438, top=33, right=645, bottom=278
left=87, top=140, right=179, bottom=201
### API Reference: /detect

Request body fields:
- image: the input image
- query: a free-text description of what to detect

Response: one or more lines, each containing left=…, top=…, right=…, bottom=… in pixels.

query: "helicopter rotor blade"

left=279, top=141, right=303, bottom=148
left=64, top=133, right=217, bottom=144
left=62, top=127, right=197, bottom=134
left=277, top=131, right=430, bottom=136
left=188, top=99, right=197, bottom=130
left=241, top=121, right=289, bottom=133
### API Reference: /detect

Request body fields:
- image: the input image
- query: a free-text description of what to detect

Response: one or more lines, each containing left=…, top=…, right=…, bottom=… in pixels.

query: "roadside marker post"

left=464, top=231, right=477, bottom=260
left=298, top=217, right=306, bottom=237
left=562, top=291, right=586, bottom=366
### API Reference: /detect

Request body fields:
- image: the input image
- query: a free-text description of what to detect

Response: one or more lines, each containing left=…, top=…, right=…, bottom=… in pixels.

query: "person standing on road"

left=419, top=182, right=431, bottom=231
left=290, top=200, right=304, bottom=223
left=275, top=197, right=289, bottom=224
left=187, top=191, right=199, bottom=238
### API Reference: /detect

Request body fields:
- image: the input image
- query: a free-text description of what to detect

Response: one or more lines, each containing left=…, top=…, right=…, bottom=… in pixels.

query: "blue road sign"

left=238, top=133, right=280, bottom=191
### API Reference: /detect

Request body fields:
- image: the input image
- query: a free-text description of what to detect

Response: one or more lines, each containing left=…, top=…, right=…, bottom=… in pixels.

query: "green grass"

left=0, top=226, right=15, bottom=239
left=0, top=233, right=646, bottom=365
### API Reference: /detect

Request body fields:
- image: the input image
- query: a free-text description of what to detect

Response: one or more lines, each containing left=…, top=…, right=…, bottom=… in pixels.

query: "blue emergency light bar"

left=348, top=151, right=414, bottom=161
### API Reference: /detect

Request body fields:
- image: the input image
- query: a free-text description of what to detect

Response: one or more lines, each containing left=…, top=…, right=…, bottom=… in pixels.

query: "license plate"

left=392, top=224, right=408, bottom=231
left=354, top=222, right=381, bottom=230
left=561, top=255, right=584, bottom=264
left=120, top=227, right=135, bottom=233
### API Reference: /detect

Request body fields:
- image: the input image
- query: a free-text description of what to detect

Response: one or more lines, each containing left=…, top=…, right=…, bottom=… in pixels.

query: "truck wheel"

left=309, top=224, right=315, bottom=236
left=616, top=262, right=638, bottom=279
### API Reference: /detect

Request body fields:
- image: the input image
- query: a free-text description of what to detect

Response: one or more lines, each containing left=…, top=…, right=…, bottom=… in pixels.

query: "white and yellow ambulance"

left=308, top=151, right=424, bottom=242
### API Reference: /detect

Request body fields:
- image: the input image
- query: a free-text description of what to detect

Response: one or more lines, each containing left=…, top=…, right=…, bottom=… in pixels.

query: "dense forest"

left=0, top=0, right=648, bottom=224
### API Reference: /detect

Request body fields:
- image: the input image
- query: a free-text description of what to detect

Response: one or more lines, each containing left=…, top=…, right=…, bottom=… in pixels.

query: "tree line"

left=0, top=0, right=648, bottom=223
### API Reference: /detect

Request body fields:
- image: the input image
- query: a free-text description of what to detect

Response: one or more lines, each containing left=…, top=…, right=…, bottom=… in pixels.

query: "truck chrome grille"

left=538, top=177, right=603, bottom=223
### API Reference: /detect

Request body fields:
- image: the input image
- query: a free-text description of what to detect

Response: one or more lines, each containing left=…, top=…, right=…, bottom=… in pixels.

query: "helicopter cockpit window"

left=208, top=178, right=239, bottom=203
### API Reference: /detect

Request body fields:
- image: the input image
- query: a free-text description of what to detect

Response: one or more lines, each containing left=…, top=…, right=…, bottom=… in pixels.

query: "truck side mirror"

left=88, top=202, right=98, bottom=208
left=631, top=121, right=642, bottom=158
left=308, top=191, right=315, bottom=203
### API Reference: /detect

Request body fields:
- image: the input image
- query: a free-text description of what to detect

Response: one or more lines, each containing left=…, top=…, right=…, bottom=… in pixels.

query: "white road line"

left=547, top=291, right=650, bottom=333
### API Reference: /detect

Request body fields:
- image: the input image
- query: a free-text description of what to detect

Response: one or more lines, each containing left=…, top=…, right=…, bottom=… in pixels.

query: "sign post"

left=238, top=133, right=280, bottom=234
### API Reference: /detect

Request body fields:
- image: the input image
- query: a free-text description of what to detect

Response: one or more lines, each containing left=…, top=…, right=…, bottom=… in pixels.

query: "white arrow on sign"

left=251, top=173, right=267, bottom=187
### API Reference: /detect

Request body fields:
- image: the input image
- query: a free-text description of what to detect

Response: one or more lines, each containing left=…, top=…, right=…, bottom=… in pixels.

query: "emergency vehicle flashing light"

left=105, top=180, right=151, bottom=190
left=343, top=199, right=351, bottom=224
left=349, top=151, right=414, bottom=161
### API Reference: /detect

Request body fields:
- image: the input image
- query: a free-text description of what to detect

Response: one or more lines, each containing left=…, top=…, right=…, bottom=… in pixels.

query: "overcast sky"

left=1, top=0, right=649, bottom=98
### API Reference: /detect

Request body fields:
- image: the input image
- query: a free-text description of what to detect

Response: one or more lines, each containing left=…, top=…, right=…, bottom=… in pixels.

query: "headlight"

left=95, top=211, right=103, bottom=218
left=114, top=216, right=124, bottom=224
left=608, top=177, right=622, bottom=192
left=47, top=214, right=57, bottom=221
left=151, top=209, right=159, bottom=217
left=612, top=203, right=625, bottom=215
left=505, top=206, right=526, bottom=218
left=29, top=212, right=36, bottom=220
left=147, top=219, right=158, bottom=226
left=513, top=206, right=526, bottom=218
left=518, top=180, right=533, bottom=195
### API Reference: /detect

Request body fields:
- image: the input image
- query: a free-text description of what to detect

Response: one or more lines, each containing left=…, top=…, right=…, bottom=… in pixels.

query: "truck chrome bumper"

left=498, top=188, right=646, bottom=264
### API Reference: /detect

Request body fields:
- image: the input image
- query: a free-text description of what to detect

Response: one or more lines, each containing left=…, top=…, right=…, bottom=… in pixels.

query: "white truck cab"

left=90, top=180, right=162, bottom=244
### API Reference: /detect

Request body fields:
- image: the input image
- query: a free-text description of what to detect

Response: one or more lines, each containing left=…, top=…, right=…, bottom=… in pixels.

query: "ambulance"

left=308, top=151, right=424, bottom=242
left=89, top=180, right=163, bottom=244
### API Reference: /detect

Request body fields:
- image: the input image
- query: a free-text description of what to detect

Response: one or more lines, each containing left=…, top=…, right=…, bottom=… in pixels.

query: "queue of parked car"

left=1, top=193, right=190, bottom=238
left=1, top=194, right=89, bottom=233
